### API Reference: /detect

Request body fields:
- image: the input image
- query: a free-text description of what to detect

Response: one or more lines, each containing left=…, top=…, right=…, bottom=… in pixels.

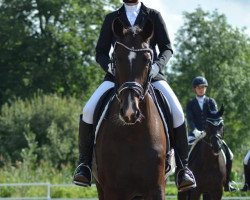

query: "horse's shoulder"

left=189, top=141, right=202, bottom=164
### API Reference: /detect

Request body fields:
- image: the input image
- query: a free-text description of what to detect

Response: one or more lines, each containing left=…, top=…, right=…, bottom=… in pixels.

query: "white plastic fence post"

left=47, top=183, right=51, bottom=200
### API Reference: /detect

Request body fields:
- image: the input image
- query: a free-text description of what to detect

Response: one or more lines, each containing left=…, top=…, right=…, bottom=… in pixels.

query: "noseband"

left=113, top=41, right=154, bottom=102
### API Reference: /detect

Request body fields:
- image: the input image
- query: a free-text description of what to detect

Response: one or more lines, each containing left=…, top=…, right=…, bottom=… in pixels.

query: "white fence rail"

left=0, top=183, right=249, bottom=200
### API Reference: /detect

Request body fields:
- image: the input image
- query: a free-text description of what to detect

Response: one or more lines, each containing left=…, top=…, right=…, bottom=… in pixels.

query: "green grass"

left=0, top=161, right=250, bottom=198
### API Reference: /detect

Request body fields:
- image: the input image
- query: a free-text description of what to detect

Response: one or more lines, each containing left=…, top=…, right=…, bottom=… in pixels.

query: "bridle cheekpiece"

left=113, top=41, right=154, bottom=102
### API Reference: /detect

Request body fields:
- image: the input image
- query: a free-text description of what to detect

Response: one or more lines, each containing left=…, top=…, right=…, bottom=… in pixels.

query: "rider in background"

left=241, top=150, right=250, bottom=191
left=186, top=76, right=237, bottom=192
left=73, top=0, right=196, bottom=192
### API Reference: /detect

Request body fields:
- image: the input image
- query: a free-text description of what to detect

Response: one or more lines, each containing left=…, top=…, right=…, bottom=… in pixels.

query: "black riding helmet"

left=192, top=76, right=208, bottom=88
left=123, top=0, right=139, bottom=3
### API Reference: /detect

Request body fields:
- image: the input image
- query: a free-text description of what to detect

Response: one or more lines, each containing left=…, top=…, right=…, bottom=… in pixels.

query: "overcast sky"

left=141, top=0, right=250, bottom=41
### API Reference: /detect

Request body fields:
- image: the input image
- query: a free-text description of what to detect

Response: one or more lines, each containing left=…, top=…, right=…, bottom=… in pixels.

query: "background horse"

left=242, top=150, right=250, bottom=191
left=93, top=18, right=167, bottom=200
left=178, top=106, right=226, bottom=200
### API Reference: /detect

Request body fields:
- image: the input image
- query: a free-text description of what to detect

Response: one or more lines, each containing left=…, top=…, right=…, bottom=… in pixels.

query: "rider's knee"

left=172, top=109, right=185, bottom=128
left=82, top=105, right=94, bottom=124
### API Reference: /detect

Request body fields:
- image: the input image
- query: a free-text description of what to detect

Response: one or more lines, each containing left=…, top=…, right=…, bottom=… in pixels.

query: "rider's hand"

left=192, top=129, right=204, bottom=138
left=149, top=63, right=159, bottom=78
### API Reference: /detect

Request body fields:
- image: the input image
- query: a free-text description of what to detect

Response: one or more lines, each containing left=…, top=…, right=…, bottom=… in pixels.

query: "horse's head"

left=112, top=18, right=154, bottom=125
left=204, top=105, right=224, bottom=155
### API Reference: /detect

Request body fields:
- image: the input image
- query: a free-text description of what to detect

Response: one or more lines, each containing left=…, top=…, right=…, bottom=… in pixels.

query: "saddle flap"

left=93, top=88, right=115, bottom=128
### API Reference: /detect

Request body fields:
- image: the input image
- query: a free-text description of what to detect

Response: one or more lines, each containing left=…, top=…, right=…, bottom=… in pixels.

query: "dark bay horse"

left=178, top=106, right=226, bottom=200
left=242, top=150, right=250, bottom=191
left=94, top=18, right=167, bottom=200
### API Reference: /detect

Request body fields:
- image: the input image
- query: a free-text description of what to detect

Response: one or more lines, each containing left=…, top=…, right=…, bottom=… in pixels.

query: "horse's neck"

left=143, top=94, right=159, bottom=118
left=201, top=143, right=219, bottom=163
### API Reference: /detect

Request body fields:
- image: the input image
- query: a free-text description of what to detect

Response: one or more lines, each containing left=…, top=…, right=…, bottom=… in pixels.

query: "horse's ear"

left=218, top=104, right=224, bottom=117
left=112, top=18, right=125, bottom=39
left=141, top=19, right=154, bottom=41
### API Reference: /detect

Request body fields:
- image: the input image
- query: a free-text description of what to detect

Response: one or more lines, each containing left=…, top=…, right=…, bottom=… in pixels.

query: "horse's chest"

left=96, top=124, right=164, bottom=175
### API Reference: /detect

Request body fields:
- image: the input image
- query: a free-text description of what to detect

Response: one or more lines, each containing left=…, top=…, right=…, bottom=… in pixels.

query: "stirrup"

left=178, top=181, right=197, bottom=192
left=73, top=163, right=92, bottom=187
left=224, top=181, right=238, bottom=192
left=176, top=168, right=197, bottom=192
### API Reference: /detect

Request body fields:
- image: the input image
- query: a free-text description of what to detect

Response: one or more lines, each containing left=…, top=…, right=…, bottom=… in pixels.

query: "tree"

left=0, top=0, right=120, bottom=105
left=169, top=7, right=250, bottom=156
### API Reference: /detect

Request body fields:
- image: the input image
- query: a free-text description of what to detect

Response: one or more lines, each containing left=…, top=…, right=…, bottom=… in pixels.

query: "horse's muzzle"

left=210, top=135, right=223, bottom=155
left=119, top=107, right=141, bottom=125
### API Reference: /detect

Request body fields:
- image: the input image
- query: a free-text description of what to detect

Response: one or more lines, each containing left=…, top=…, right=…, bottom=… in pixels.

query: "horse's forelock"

left=129, top=26, right=142, bottom=34
left=122, top=26, right=142, bottom=39
left=121, top=26, right=150, bottom=48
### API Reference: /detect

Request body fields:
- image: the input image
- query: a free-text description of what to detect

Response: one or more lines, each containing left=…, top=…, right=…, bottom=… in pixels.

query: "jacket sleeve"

left=95, top=14, right=113, bottom=72
left=153, top=11, right=173, bottom=71
left=186, top=101, right=196, bottom=131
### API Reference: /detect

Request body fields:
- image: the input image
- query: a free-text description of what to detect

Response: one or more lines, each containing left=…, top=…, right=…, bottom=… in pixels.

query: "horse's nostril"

left=120, top=108, right=124, bottom=116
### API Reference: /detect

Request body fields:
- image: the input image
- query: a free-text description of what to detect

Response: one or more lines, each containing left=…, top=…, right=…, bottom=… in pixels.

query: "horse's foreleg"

left=203, top=193, right=211, bottom=200
left=102, top=188, right=131, bottom=200
left=146, top=187, right=165, bottom=200
left=189, top=189, right=201, bottom=200
left=96, top=182, right=104, bottom=200
left=177, top=191, right=189, bottom=200
left=210, top=188, right=223, bottom=200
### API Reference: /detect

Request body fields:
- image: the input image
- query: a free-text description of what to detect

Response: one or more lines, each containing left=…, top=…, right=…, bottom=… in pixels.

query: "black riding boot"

left=241, top=164, right=249, bottom=191
left=173, top=122, right=196, bottom=192
left=73, top=115, right=94, bottom=187
left=224, top=154, right=237, bottom=191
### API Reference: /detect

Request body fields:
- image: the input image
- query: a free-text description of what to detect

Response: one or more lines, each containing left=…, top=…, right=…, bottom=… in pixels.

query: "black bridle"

left=202, top=118, right=224, bottom=149
left=112, top=41, right=154, bottom=102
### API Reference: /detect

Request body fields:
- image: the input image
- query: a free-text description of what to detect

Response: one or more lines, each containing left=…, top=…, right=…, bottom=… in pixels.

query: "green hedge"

left=0, top=93, right=81, bottom=167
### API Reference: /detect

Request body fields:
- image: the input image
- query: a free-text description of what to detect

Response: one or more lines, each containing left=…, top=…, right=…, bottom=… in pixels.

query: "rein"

left=113, top=41, right=154, bottom=101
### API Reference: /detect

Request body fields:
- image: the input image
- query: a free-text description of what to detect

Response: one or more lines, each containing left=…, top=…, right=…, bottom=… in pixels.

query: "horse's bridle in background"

left=112, top=41, right=154, bottom=102
left=202, top=118, right=224, bottom=149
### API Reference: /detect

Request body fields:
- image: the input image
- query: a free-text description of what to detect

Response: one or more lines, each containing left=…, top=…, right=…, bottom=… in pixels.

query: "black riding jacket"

left=186, top=96, right=218, bottom=132
left=95, top=3, right=173, bottom=82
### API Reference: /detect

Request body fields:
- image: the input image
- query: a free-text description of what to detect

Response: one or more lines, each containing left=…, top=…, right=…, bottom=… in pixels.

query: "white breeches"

left=82, top=81, right=114, bottom=124
left=244, top=150, right=250, bottom=165
left=152, top=81, right=184, bottom=128
left=82, top=80, right=185, bottom=128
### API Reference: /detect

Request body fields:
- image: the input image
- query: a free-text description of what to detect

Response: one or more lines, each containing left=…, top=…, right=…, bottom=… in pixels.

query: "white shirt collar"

left=196, top=95, right=206, bottom=101
left=196, top=95, right=206, bottom=110
left=124, top=2, right=141, bottom=13
left=124, top=2, right=141, bottom=26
